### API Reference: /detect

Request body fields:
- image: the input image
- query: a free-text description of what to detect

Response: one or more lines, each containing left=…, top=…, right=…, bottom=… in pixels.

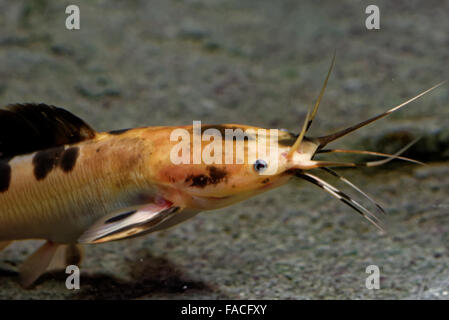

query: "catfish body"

left=0, top=75, right=441, bottom=287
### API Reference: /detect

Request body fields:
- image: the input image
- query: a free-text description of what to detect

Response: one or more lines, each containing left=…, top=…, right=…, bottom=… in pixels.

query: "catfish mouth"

left=283, top=52, right=445, bottom=232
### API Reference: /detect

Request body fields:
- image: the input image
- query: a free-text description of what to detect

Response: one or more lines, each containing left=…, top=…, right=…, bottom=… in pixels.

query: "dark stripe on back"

left=0, top=103, right=95, bottom=160
left=108, top=128, right=131, bottom=135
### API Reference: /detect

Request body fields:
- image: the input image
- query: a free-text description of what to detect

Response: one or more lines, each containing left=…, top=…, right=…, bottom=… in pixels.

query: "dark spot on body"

left=207, top=166, right=227, bottom=183
left=105, top=210, right=137, bottom=223
left=32, top=145, right=80, bottom=180
left=262, top=178, right=269, bottom=184
left=0, top=161, right=11, bottom=192
left=186, top=174, right=209, bottom=188
left=185, top=166, right=227, bottom=188
left=109, top=128, right=131, bottom=135
left=32, top=146, right=64, bottom=180
left=60, top=147, right=79, bottom=172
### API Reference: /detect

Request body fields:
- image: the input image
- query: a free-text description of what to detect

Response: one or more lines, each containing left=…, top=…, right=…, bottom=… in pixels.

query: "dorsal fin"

left=0, top=103, right=96, bottom=159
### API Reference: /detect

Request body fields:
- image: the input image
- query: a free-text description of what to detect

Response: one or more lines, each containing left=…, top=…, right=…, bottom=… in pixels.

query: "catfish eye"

left=253, top=159, right=268, bottom=173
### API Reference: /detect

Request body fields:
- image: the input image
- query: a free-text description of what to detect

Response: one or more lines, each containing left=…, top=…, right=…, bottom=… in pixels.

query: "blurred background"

left=0, top=0, right=448, bottom=299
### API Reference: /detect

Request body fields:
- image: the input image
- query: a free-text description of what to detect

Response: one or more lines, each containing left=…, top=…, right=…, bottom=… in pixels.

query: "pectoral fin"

left=78, top=201, right=181, bottom=244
